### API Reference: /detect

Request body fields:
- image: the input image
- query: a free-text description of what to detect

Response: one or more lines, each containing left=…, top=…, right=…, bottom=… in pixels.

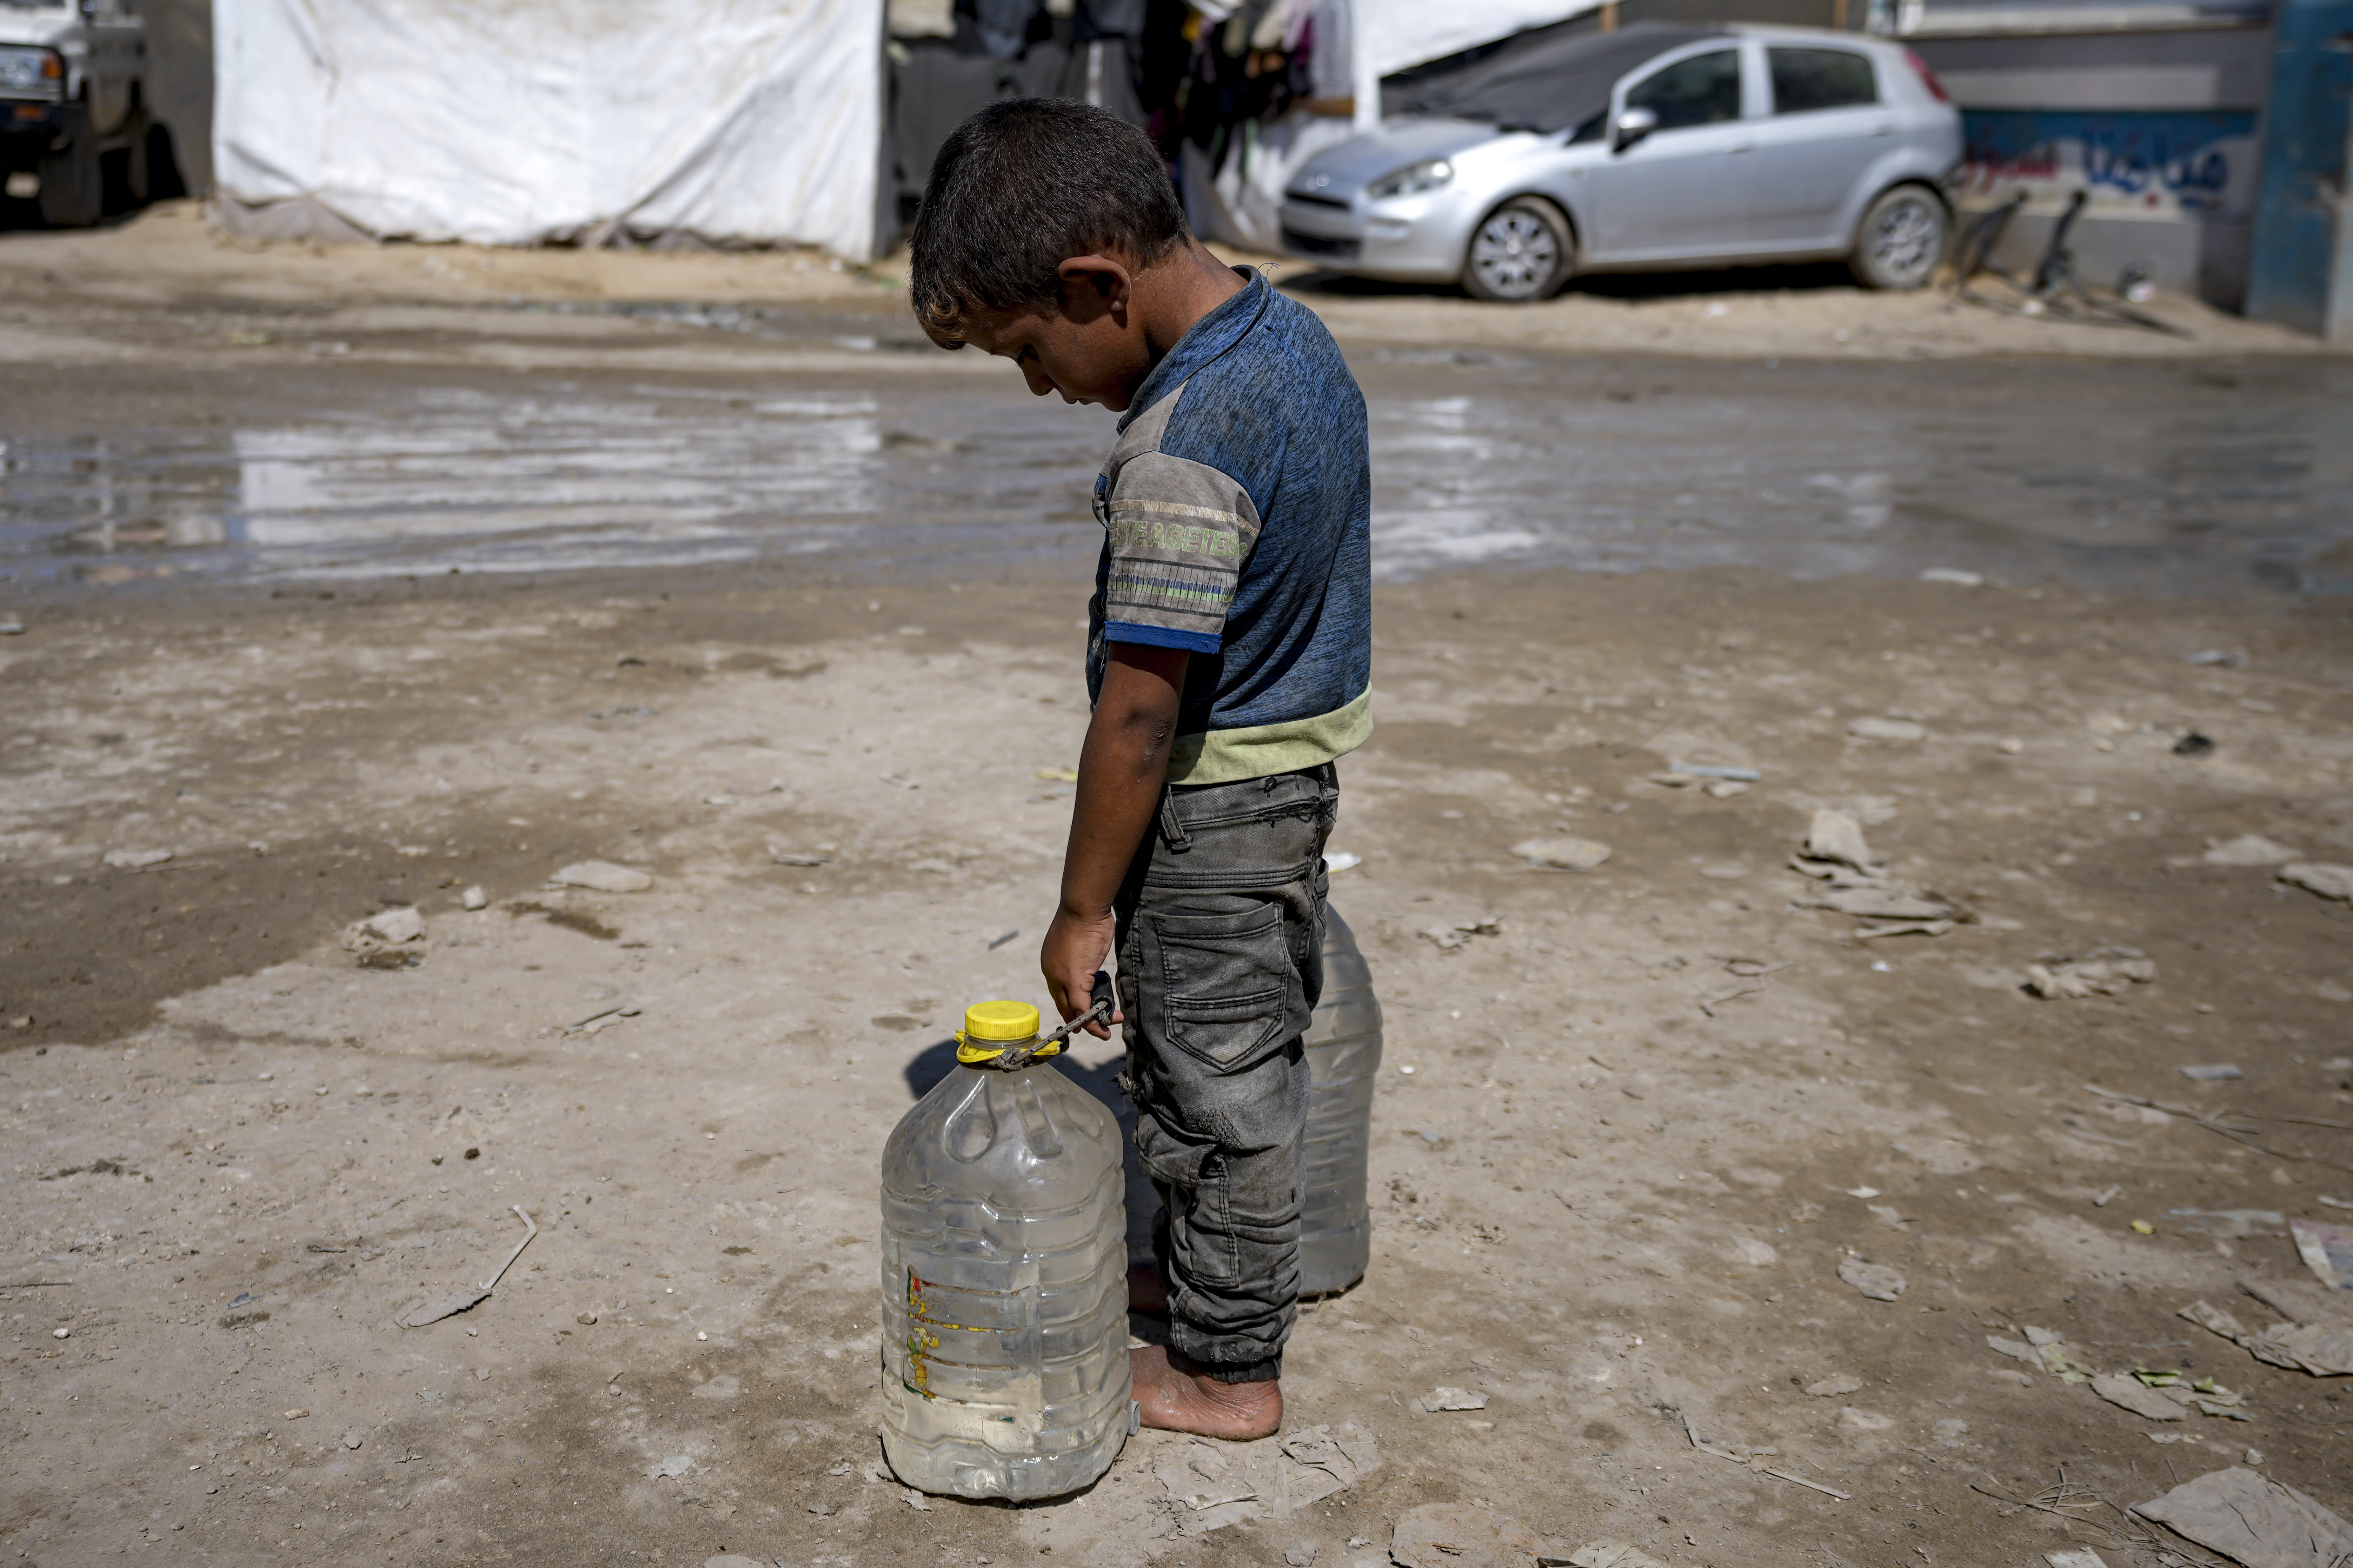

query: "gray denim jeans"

left=1114, top=763, right=1337, bottom=1383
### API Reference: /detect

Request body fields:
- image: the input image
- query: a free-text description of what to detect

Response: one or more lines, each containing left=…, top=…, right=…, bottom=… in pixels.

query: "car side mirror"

left=1612, top=106, right=1659, bottom=152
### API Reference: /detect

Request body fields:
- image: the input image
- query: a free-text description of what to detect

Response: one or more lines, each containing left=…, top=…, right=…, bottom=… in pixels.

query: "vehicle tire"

left=36, top=101, right=102, bottom=228
left=1461, top=196, right=1575, bottom=303
left=1848, top=184, right=1949, bottom=291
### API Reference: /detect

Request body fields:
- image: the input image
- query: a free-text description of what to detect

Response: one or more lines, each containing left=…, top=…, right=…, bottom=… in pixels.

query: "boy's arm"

left=1042, top=642, right=1189, bottom=1037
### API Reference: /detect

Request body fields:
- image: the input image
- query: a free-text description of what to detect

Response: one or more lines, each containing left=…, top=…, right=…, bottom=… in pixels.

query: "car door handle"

left=1868, top=122, right=1895, bottom=136
left=1728, top=142, right=1757, bottom=154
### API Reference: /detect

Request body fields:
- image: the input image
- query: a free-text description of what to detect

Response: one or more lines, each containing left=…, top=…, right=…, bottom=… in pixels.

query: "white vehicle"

left=0, top=0, right=150, bottom=227
left=1281, top=23, right=1964, bottom=300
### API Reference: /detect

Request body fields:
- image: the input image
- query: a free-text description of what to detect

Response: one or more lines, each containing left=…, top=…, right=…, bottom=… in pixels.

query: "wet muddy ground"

left=5, top=561, right=2351, bottom=1568
left=3, top=214, right=2352, bottom=1568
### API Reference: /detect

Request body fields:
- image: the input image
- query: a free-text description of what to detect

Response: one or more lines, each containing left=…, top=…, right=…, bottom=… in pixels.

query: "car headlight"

left=0, top=47, right=64, bottom=101
left=1366, top=159, right=1454, bottom=201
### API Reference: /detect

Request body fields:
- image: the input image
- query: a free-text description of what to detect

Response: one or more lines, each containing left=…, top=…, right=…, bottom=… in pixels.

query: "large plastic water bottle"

left=879, top=1000, right=1132, bottom=1500
left=1299, top=904, right=1384, bottom=1295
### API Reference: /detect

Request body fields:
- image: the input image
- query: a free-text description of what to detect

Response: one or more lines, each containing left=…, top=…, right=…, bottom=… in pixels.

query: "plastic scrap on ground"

left=1153, top=1422, right=1379, bottom=1535
left=2291, top=1217, right=2353, bottom=1290
left=1836, top=1260, right=1906, bottom=1301
left=2280, top=862, right=2353, bottom=902
left=2132, top=1467, right=2353, bottom=1568
left=1788, top=809, right=1963, bottom=937
left=2025, top=950, right=2156, bottom=999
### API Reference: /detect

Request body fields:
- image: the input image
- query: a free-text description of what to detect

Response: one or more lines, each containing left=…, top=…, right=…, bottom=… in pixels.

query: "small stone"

left=1510, top=836, right=1611, bottom=872
left=2282, top=862, right=2353, bottom=902
left=51, top=1327, right=69, bottom=1339
left=460, top=885, right=487, bottom=910
left=1847, top=716, right=1927, bottom=741
left=1836, top=1260, right=1906, bottom=1301
left=1805, top=1375, right=1865, bottom=1397
left=550, top=861, right=653, bottom=893
left=343, top=906, right=425, bottom=951
left=284, top=1408, right=309, bottom=1419
left=576, top=1312, right=597, bottom=1326
left=102, top=848, right=173, bottom=869
left=653, top=1455, right=692, bottom=1479
left=1286, top=1546, right=1320, bottom=1567
left=340, top=1429, right=364, bottom=1450
left=0, top=616, right=24, bottom=634
left=1418, top=1386, right=1489, bottom=1412
left=1731, top=1237, right=1778, bottom=1266
left=2202, top=834, right=2297, bottom=866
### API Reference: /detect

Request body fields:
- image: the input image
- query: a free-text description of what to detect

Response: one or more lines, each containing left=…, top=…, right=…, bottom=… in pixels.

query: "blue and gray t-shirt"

left=1085, top=269, right=1372, bottom=785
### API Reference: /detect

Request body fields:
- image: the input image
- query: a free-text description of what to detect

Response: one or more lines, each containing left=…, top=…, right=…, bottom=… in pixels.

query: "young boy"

left=910, top=99, right=1372, bottom=1441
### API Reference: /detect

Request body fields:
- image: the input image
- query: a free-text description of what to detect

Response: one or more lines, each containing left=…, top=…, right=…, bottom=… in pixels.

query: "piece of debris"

left=1806, top=1375, right=1865, bottom=1397
left=1848, top=716, right=1927, bottom=741
left=2280, top=862, right=2353, bottom=902
left=1420, top=1387, right=1490, bottom=1412
left=550, top=861, right=652, bottom=893
left=2133, top=1467, right=2353, bottom=1568
left=2180, top=1297, right=2353, bottom=1377
left=1323, top=849, right=1362, bottom=872
left=1789, top=811, right=1962, bottom=931
left=2091, top=1373, right=2189, bottom=1421
left=397, top=1287, right=490, bottom=1328
left=1801, top=809, right=1876, bottom=873
left=1554, top=1544, right=1670, bottom=1568
left=1919, top=567, right=1985, bottom=587
left=341, top=1429, right=364, bottom=1450
left=2204, top=835, right=2297, bottom=866
left=1731, top=1237, right=1779, bottom=1266
left=2026, top=952, right=2156, bottom=999
left=2168, top=1210, right=2284, bottom=1237
left=1510, top=837, right=1612, bottom=872
left=1667, top=762, right=1760, bottom=782
left=2180, top=1063, right=2244, bottom=1081
left=1837, top=1260, right=1906, bottom=1301
left=1759, top=1468, right=1851, bottom=1500
left=2046, top=1552, right=2109, bottom=1568
left=2185, top=648, right=2248, bottom=667
left=1154, top=1422, right=1377, bottom=1534
left=344, top=906, right=427, bottom=954
left=1285, top=1547, right=1318, bottom=1567
left=396, top=1206, right=537, bottom=1327
left=2174, top=732, right=2218, bottom=756
left=768, top=847, right=830, bottom=866
left=102, top=848, right=173, bottom=869
left=564, top=1004, right=641, bottom=1036
left=1036, top=767, right=1079, bottom=782
left=2291, top=1217, right=2353, bottom=1290
left=459, top=885, right=487, bottom=910
left=1390, top=1503, right=1547, bottom=1568
left=879, top=772, right=917, bottom=789
left=1421, top=917, right=1504, bottom=952
left=652, top=1455, right=692, bottom=1479
left=0, top=616, right=22, bottom=635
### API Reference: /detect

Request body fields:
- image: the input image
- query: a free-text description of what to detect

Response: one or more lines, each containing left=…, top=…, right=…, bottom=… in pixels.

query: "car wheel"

left=1849, top=184, right=1948, bottom=291
left=123, top=103, right=151, bottom=207
left=1462, top=197, right=1574, bottom=303
left=36, top=101, right=102, bottom=228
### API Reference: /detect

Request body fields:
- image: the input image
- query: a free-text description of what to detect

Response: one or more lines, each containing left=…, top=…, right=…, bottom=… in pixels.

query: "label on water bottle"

left=901, top=1267, right=1023, bottom=1406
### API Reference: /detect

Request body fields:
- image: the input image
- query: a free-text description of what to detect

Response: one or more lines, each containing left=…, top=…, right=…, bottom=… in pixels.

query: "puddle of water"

left=1360, top=352, right=2353, bottom=594
left=1, top=353, right=2348, bottom=595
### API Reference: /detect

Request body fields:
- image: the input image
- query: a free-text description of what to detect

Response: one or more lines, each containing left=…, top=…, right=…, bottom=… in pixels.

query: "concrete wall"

left=1910, top=21, right=2274, bottom=308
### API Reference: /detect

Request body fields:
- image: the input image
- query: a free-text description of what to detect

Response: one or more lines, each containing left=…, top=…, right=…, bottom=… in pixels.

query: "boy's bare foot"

left=1128, top=1263, right=1169, bottom=1316
left=1130, top=1345, right=1282, bottom=1440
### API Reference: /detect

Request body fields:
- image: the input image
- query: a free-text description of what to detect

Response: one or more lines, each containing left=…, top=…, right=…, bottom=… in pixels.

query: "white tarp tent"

left=212, top=0, right=883, bottom=258
left=1360, top=0, right=1604, bottom=79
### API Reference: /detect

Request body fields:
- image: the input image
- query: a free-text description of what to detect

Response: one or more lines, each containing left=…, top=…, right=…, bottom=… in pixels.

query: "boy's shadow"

left=900, top=1036, right=1168, bottom=1345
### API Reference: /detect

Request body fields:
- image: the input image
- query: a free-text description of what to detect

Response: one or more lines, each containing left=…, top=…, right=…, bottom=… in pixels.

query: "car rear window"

left=1625, top=49, right=1742, bottom=131
left=1769, top=48, right=1878, bottom=114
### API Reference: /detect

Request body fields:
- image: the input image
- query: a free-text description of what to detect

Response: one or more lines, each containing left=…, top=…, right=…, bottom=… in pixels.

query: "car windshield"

left=1384, top=22, right=1726, bottom=136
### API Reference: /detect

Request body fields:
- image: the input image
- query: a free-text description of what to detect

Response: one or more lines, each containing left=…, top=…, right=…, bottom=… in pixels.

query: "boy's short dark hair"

left=909, top=98, right=1189, bottom=346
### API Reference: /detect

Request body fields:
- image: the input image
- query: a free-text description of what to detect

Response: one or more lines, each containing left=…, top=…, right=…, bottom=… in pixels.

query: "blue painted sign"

left=1958, top=109, right=2260, bottom=221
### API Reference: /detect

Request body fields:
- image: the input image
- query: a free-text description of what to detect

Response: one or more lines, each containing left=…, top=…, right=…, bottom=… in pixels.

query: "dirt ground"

left=2, top=215, right=2352, bottom=1568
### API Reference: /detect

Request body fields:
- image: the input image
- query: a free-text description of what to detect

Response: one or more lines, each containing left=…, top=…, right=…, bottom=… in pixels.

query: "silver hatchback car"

left=1279, top=23, right=1962, bottom=300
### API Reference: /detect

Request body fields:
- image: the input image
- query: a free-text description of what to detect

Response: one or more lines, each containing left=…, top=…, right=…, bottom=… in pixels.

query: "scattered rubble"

left=550, top=860, right=653, bottom=893
left=2133, top=1467, right=2353, bottom=1568
left=343, top=906, right=426, bottom=955
left=1421, top=916, right=1505, bottom=951
left=1154, top=1422, right=1379, bottom=1534
left=1510, top=837, right=1612, bottom=872
left=1837, top=1260, right=1906, bottom=1301
left=1789, top=809, right=1961, bottom=934
left=1389, top=1503, right=1547, bottom=1568
left=1418, top=1386, right=1490, bottom=1412
left=2181, top=1290, right=2353, bottom=1377
left=2291, top=1217, right=2353, bottom=1290
left=2026, top=952, right=2156, bottom=999
left=2280, top=862, right=2353, bottom=902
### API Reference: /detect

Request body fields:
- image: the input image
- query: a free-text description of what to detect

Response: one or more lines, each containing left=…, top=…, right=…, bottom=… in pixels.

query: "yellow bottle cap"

left=961, top=1000, right=1040, bottom=1043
